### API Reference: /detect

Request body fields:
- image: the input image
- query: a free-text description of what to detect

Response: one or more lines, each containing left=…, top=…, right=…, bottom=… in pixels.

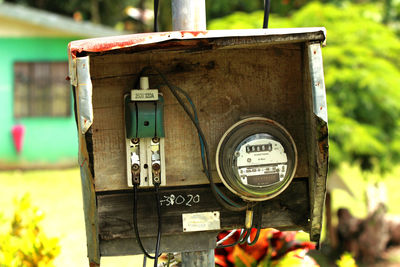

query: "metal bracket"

left=76, top=56, right=93, bottom=134
left=308, top=43, right=328, bottom=123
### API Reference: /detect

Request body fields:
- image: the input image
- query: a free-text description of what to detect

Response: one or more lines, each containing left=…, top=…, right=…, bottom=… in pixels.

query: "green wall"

left=0, top=38, right=78, bottom=164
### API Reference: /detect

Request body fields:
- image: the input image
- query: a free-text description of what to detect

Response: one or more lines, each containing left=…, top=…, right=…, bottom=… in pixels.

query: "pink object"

left=11, top=124, right=25, bottom=154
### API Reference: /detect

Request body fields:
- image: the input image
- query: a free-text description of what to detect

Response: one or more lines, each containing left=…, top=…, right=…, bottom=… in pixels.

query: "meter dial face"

left=234, top=134, right=288, bottom=188
left=216, top=117, right=297, bottom=201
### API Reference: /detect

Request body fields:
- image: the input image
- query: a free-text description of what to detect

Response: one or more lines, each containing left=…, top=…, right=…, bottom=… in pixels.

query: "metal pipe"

left=170, top=3, right=208, bottom=266
left=171, top=0, right=206, bottom=31
left=181, top=250, right=215, bottom=267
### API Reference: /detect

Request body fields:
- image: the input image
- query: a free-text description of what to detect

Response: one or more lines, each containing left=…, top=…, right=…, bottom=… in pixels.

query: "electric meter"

left=216, top=117, right=297, bottom=201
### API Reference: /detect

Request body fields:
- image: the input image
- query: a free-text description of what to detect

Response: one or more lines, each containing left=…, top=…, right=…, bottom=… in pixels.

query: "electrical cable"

left=154, top=69, right=248, bottom=211
left=263, top=0, right=271, bottom=29
left=146, top=67, right=249, bottom=212
left=216, top=204, right=263, bottom=248
left=154, top=0, right=159, bottom=32
left=216, top=229, right=238, bottom=246
left=216, top=229, right=248, bottom=249
left=171, top=85, right=245, bottom=208
left=247, top=224, right=262, bottom=246
left=142, top=255, right=147, bottom=267
left=240, top=228, right=252, bottom=244
left=153, top=184, right=162, bottom=267
left=132, top=183, right=162, bottom=262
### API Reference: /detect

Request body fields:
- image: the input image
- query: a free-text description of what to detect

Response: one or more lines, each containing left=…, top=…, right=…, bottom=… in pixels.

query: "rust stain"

left=317, top=119, right=329, bottom=159
left=68, top=31, right=209, bottom=59
left=180, top=30, right=208, bottom=37
left=69, top=34, right=148, bottom=58
left=68, top=28, right=326, bottom=60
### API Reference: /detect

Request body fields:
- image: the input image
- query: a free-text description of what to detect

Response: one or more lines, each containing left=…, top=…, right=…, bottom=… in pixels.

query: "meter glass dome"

left=216, top=117, right=297, bottom=201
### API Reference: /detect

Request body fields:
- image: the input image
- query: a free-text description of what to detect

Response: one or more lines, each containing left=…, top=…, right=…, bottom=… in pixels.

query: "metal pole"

left=182, top=250, right=215, bottom=267
left=170, top=1, right=213, bottom=266
left=171, top=0, right=206, bottom=31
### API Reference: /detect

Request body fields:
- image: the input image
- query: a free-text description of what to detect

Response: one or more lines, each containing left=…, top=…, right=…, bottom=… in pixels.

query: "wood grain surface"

left=90, top=41, right=310, bottom=191
left=97, top=179, right=309, bottom=247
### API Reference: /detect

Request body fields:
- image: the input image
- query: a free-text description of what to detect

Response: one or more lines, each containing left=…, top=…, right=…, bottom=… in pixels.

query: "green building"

left=0, top=2, right=122, bottom=169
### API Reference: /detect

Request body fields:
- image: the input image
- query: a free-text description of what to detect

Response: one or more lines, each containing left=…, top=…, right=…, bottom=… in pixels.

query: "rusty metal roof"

left=68, top=28, right=326, bottom=58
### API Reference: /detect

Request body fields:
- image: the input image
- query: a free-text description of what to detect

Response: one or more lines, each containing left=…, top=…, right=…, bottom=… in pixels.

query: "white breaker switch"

left=126, top=137, right=166, bottom=187
left=125, top=77, right=166, bottom=187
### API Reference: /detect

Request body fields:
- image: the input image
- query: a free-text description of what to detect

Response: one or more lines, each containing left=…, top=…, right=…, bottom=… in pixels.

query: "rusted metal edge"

left=308, top=43, right=328, bottom=123
left=72, top=57, right=100, bottom=264
left=304, top=42, right=329, bottom=243
left=310, top=115, right=329, bottom=242
left=68, top=28, right=326, bottom=59
left=68, top=52, right=77, bottom=87
left=76, top=56, right=93, bottom=134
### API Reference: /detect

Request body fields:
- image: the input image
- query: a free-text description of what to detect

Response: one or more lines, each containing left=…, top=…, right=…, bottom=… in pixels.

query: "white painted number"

left=160, top=194, right=201, bottom=207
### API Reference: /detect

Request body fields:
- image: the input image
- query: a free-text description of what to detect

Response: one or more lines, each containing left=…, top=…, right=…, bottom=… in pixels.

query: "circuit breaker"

left=125, top=77, right=166, bottom=187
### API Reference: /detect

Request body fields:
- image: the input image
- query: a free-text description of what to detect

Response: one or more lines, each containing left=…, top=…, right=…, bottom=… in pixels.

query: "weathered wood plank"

left=97, top=179, right=310, bottom=243
left=90, top=44, right=310, bottom=191
left=100, top=232, right=219, bottom=256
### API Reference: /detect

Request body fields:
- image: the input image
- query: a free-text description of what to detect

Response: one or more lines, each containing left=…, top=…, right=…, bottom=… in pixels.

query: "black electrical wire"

left=154, top=0, right=159, bottom=32
left=164, top=85, right=241, bottom=208
left=217, top=204, right=263, bottom=248
left=263, top=0, right=271, bottom=29
left=247, top=224, right=262, bottom=246
left=240, top=228, right=252, bottom=244
left=132, top=184, right=162, bottom=263
left=142, top=255, right=147, bottom=267
left=138, top=67, right=248, bottom=212
left=153, top=68, right=249, bottom=212
left=153, top=184, right=162, bottom=267
left=216, top=229, right=248, bottom=249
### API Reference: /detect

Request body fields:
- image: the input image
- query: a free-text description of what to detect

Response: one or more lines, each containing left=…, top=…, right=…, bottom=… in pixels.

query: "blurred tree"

left=209, top=2, right=400, bottom=173
left=4, top=0, right=400, bottom=32
left=5, top=0, right=134, bottom=26
left=5, top=0, right=400, bottom=172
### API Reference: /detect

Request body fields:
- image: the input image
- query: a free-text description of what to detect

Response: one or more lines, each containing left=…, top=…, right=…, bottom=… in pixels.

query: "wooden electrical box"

left=68, top=28, right=328, bottom=265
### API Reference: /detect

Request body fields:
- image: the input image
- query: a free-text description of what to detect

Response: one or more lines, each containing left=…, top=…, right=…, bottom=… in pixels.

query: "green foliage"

left=292, top=2, right=400, bottom=172
left=0, top=195, right=60, bottom=267
left=206, top=0, right=314, bottom=22
left=209, top=2, right=400, bottom=172
left=209, top=12, right=292, bottom=30
left=206, top=0, right=262, bottom=22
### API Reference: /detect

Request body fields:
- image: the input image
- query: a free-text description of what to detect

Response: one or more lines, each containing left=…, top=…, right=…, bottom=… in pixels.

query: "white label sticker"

left=131, top=89, right=159, bottom=101
left=182, top=211, right=220, bottom=232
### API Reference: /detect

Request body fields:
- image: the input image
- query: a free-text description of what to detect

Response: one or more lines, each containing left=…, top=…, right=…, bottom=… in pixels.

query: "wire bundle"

left=154, top=68, right=250, bottom=212
left=216, top=203, right=263, bottom=248
left=131, top=67, right=264, bottom=266
left=133, top=183, right=162, bottom=267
